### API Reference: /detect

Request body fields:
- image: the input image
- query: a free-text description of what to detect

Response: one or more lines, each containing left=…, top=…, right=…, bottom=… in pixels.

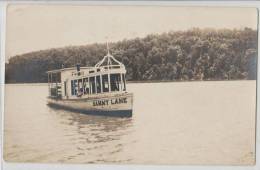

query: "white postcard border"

left=0, top=1, right=259, bottom=170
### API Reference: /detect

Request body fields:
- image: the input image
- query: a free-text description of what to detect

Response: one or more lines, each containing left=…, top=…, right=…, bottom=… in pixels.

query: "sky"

left=6, top=5, right=258, bottom=60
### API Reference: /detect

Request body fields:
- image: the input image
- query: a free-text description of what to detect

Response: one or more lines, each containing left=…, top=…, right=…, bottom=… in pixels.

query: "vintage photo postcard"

left=3, top=4, right=258, bottom=166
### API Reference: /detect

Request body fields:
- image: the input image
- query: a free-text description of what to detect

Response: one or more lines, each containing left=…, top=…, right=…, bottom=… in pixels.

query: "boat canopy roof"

left=46, top=66, right=92, bottom=74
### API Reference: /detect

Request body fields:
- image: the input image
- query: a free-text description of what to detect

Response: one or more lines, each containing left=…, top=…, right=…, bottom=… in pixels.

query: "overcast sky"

left=6, top=5, right=257, bottom=60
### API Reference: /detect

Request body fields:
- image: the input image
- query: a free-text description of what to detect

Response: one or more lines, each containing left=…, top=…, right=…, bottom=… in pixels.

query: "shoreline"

left=4, top=79, right=257, bottom=85
left=127, top=79, right=256, bottom=84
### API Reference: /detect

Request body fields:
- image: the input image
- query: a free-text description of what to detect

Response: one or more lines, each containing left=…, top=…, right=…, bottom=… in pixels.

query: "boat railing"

left=49, top=83, right=62, bottom=99
left=102, top=65, right=122, bottom=70
left=95, top=65, right=125, bottom=72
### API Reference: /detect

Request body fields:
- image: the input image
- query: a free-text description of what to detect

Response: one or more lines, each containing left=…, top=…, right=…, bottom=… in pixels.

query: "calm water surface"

left=4, top=81, right=256, bottom=165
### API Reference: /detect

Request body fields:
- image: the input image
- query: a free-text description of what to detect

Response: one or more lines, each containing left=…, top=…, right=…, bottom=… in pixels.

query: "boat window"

left=52, top=73, right=56, bottom=83
left=64, top=81, right=67, bottom=96
left=102, top=74, right=109, bottom=92
left=58, top=73, right=61, bottom=82
left=96, top=76, right=101, bottom=93
left=71, top=80, right=78, bottom=96
left=71, top=80, right=74, bottom=95
left=89, top=76, right=96, bottom=94
left=74, top=80, right=78, bottom=95
left=57, top=72, right=62, bottom=83
left=83, top=78, right=89, bottom=94
left=122, top=74, right=126, bottom=91
left=51, top=72, right=61, bottom=83
left=78, top=79, right=83, bottom=96
left=48, top=74, right=51, bottom=83
left=110, top=73, right=121, bottom=92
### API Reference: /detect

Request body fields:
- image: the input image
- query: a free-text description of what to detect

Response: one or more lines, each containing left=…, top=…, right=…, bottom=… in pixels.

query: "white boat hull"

left=47, top=92, right=133, bottom=117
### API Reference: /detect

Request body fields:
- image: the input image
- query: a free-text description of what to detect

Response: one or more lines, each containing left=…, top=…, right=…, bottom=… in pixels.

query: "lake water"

left=3, top=81, right=256, bottom=165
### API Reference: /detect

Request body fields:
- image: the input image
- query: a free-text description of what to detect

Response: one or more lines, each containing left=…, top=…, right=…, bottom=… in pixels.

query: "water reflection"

left=49, top=108, right=134, bottom=163
left=4, top=82, right=256, bottom=164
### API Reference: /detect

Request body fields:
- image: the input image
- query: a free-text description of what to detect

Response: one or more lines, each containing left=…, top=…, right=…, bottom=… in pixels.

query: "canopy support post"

left=100, top=74, right=103, bottom=93
left=95, top=76, right=97, bottom=94
left=120, top=73, right=123, bottom=91
left=108, top=73, right=111, bottom=92
left=47, top=73, right=50, bottom=96
left=56, top=73, right=58, bottom=98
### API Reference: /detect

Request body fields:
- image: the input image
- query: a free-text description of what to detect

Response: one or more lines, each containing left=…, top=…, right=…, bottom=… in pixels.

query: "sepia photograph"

left=3, top=4, right=257, bottom=165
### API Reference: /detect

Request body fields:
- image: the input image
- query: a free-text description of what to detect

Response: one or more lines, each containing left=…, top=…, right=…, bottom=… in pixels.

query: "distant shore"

left=5, top=28, right=257, bottom=84
left=4, top=79, right=256, bottom=85
left=127, top=79, right=256, bottom=84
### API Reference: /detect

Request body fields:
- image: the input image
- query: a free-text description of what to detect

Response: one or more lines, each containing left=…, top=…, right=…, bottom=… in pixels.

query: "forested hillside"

left=5, top=28, right=257, bottom=83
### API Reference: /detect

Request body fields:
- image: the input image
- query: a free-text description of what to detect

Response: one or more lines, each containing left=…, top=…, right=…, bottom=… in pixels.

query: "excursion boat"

left=46, top=49, right=133, bottom=117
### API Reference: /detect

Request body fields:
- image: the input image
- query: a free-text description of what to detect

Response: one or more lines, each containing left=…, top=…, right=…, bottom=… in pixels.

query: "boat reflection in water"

left=49, top=107, right=135, bottom=163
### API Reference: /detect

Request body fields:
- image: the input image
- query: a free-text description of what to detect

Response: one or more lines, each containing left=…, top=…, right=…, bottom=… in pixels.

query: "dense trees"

left=5, top=28, right=257, bottom=83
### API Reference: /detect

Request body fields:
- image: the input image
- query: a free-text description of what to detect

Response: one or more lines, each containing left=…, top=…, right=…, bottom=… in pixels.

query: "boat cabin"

left=47, top=53, right=127, bottom=100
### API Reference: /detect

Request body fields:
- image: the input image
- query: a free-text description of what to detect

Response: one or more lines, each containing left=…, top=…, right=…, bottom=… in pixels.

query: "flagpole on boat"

left=106, top=40, right=110, bottom=55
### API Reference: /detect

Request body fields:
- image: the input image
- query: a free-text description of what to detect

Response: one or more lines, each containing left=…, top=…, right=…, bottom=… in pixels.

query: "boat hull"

left=47, top=92, right=133, bottom=117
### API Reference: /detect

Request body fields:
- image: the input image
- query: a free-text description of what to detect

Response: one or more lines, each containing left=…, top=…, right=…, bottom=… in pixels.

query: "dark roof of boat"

left=46, top=66, right=93, bottom=74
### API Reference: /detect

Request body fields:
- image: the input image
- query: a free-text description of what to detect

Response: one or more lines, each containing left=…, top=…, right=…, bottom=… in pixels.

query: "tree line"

left=5, top=28, right=257, bottom=83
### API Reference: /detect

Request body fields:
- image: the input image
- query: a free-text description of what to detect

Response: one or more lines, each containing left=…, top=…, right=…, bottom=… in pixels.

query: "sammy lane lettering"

left=93, top=98, right=127, bottom=106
